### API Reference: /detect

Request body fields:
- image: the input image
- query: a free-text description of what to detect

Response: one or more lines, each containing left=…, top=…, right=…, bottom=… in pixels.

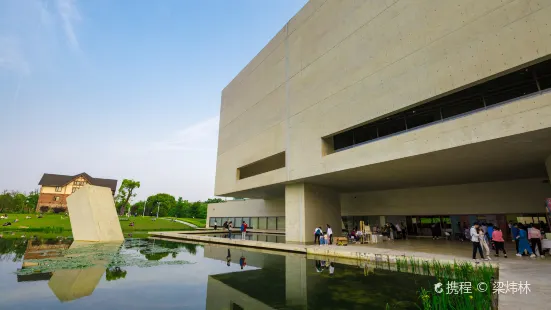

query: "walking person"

left=516, top=224, right=535, bottom=258
left=214, top=220, right=218, bottom=230
left=470, top=222, right=486, bottom=261
left=228, top=221, right=233, bottom=239
left=492, top=226, right=507, bottom=258
left=240, top=221, right=248, bottom=240
left=326, top=224, right=333, bottom=245
left=528, top=224, right=544, bottom=258
left=511, top=223, right=520, bottom=254
left=314, top=227, right=322, bottom=245
left=479, top=227, right=492, bottom=260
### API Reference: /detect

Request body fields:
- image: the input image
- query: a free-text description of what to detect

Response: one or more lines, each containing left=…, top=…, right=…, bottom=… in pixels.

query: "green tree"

left=0, top=191, right=14, bottom=213
left=25, top=190, right=39, bottom=213
left=115, top=179, right=141, bottom=215
left=146, top=193, right=176, bottom=217
left=205, top=198, right=225, bottom=204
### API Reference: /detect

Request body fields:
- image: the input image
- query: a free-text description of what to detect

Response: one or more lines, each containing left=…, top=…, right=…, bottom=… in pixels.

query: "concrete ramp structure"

left=67, top=185, right=124, bottom=242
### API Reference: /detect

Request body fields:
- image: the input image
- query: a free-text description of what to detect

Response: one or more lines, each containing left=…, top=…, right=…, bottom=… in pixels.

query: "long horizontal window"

left=330, top=58, right=551, bottom=152
left=237, top=152, right=285, bottom=180
left=209, top=217, right=285, bottom=230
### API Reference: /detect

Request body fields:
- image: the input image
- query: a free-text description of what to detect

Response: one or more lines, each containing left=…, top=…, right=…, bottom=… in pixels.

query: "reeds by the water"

left=393, top=257, right=497, bottom=309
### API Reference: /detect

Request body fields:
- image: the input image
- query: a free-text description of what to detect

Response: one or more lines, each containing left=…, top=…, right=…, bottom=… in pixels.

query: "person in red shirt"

left=241, top=221, right=248, bottom=240
left=492, top=226, right=507, bottom=258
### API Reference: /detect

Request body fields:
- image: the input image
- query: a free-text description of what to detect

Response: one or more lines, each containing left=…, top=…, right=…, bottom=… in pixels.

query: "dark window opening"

left=353, top=125, right=378, bottom=144
left=238, top=152, right=285, bottom=180
left=377, top=118, right=406, bottom=138
left=330, top=57, right=551, bottom=152
left=406, top=109, right=441, bottom=129
left=333, top=131, right=354, bottom=150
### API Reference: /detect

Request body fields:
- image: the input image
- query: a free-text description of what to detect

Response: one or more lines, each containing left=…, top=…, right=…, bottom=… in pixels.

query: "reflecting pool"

left=0, top=236, right=436, bottom=309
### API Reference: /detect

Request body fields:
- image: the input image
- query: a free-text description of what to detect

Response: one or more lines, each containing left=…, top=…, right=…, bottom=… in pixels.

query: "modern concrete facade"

left=209, top=0, right=551, bottom=242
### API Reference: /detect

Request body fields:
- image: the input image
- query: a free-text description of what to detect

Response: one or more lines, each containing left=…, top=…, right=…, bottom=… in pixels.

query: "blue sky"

left=0, top=0, right=307, bottom=201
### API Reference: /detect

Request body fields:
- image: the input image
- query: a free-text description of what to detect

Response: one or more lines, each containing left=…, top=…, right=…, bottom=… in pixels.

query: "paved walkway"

left=160, top=218, right=197, bottom=228
left=150, top=232, right=550, bottom=309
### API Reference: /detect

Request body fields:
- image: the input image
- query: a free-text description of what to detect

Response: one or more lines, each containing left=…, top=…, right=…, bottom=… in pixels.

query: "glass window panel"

left=353, top=125, right=378, bottom=144
left=267, top=235, right=277, bottom=243
left=250, top=217, right=259, bottom=229
left=221, top=217, right=228, bottom=225
left=209, top=218, right=216, bottom=227
left=258, top=218, right=267, bottom=230
left=377, top=118, right=406, bottom=138
left=243, top=217, right=250, bottom=227
left=268, top=217, right=277, bottom=230
left=277, top=217, right=285, bottom=230
left=235, top=217, right=242, bottom=226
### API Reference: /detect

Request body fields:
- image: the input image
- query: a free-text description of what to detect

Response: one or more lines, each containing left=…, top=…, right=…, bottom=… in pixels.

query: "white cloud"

left=152, top=116, right=220, bottom=151
left=56, top=0, right=81, bottom=50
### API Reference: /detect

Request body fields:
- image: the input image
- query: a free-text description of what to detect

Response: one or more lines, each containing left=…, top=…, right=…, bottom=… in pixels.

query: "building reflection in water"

left=19, top=239, right=122, bottom=302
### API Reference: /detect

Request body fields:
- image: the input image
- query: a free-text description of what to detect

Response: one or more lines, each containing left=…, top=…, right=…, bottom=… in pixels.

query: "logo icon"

left=434, top=282, right=443, bottom=293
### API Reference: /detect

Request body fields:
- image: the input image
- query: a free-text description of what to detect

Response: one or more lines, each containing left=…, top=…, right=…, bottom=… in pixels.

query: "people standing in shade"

left=511, top=223, right=520, bottom=254
left=492, top=226, right=507, bottom=258
left=470, top=222, right=486, bottom=261
left=319, top=231, right=326, bottom=246
left=400, top=222, right=407, bottom=240
left=487, top=223, right=494, bottom=244
left=214, top=220, right=218, bottom=230
left=478, top=226, right=492, bottom=260
left=314, top=227, right=323, bottom=245
left=228, top=221, right=233, bottom=239
left=223, top=221, right=228, bottom=229
left=528, top=224, right=544, bottom=258
left=516, top=224, right=535, bottom=258
left=326, top=224, right=333, bottom=245
left=240, top=221, right=248, bottom=240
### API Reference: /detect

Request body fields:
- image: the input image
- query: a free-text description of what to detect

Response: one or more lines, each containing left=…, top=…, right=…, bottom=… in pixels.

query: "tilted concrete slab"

left=67, top=185, right=124, bottom=242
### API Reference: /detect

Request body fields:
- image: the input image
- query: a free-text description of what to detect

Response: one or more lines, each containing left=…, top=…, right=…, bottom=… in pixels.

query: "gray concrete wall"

left=215, top=0, right=551, bottom=196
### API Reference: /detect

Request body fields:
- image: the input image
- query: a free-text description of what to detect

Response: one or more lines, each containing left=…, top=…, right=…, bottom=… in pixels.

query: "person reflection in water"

left=239, top=255, right=247, bottom=270
left=226, top=249, right=231, bottom=266
left=329, top=262, right=335, bottom=276
left=315, top=260, right=322, bottom=272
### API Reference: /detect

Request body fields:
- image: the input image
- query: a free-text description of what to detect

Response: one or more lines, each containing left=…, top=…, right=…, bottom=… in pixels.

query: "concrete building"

left=36, top=173, right=117, bottom=212
left=207, top=0, right=551, bottom=242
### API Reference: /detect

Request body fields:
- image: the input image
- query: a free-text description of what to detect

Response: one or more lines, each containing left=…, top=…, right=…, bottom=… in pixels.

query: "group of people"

left=217, top=220, right=249, bottom=240
left=314, top=224, right=333, bottom=245
left=470, top=221, right=546, bottom=261
left=348, top=222, right=407, bottom=242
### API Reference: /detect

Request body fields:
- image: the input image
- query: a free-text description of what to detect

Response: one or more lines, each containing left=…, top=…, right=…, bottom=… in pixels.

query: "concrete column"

left=285, top=183, right=341, bottom=243
left=285, top=255, right=307, bottom=308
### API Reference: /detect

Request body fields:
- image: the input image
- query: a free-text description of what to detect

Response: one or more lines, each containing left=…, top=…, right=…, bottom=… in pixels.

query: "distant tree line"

left=0, top=190, right=39, bottom=214
left=113, top=178, right=226, bottom=219
left=126, top=195, right=225, bottom=219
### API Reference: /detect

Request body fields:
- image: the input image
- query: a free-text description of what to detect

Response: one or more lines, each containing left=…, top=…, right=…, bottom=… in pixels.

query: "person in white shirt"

left=326, top=224, right=333, bottom=245
left=470, top=222, right=487, bottom=261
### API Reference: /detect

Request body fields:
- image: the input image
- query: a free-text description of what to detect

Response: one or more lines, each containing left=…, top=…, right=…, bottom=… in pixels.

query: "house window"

left=53, top=196, right=60, bottom=201
left=55, top=187, right=62, bottom=192
left=72, top=187, right=78, bottom=193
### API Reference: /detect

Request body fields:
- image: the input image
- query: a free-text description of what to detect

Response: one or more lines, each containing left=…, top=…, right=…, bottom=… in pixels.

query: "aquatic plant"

left=381, top=256, right=497, bottom=309
left=16, top=241, right=195, bottom=276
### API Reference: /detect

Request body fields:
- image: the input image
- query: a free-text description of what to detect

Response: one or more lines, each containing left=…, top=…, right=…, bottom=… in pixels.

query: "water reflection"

left=0, top=237, right=435, bottom=309
left=47, top=241, right=121, bottom=302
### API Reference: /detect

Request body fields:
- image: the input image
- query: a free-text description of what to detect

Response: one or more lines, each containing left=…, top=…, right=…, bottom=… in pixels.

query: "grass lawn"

left=176, top=218, right=206, bottom=228
left=0, top=214, right=194, bottom=233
